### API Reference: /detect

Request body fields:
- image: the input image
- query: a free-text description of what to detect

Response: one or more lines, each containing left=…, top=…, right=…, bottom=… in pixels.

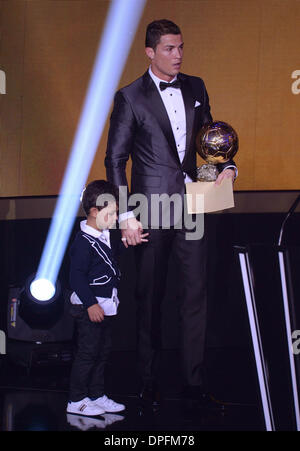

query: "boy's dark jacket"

left=69, top=229, right=121, bottom=309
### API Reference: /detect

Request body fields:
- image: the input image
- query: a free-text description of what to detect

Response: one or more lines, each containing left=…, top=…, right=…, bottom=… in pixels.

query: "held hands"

left=87, top=303, right=105, bottom=322
left=120, top=217, right=149, bottom=248
left=215, top=168, right=235, bottom=186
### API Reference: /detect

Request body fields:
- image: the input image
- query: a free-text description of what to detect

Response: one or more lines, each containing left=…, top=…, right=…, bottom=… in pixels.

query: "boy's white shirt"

left=70, top=220, right=119, bottom=316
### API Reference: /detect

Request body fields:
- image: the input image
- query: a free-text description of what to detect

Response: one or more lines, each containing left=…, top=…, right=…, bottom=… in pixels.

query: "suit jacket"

left=105, top=71, right=235, bottom=226
left=69, top=230, right=121, bottom=308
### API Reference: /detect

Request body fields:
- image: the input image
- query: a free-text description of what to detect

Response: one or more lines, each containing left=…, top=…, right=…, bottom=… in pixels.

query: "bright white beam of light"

left=30, top=279, right=56, bottom=302
left=32, top=0, right=146, bottom=301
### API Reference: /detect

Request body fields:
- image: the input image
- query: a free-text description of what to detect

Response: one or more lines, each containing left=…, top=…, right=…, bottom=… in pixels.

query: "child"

left=67, top=180, right=124, bottom=417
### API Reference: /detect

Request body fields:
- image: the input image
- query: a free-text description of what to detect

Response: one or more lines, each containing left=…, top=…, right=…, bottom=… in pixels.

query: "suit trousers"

left=69, top=305, right=112, bottom=402
left=134, top=221, right=208, bottom=388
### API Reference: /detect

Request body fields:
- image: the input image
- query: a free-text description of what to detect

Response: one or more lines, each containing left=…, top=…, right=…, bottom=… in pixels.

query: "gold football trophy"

left=196, top=121, right=239, bottom=181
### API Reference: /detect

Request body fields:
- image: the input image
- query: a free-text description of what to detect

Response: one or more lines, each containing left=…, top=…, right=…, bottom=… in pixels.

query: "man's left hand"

left=215, top=168, right=235, bottom=186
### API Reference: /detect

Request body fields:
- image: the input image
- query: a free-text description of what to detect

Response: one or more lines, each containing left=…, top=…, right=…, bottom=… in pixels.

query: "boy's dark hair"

left=145, top=19, right=181, bottom=50
left=82, top=180, right=118, bottom=216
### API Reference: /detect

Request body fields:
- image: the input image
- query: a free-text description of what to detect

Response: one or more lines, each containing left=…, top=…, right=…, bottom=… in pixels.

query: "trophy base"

left=197, top=164, right=219, bottom=182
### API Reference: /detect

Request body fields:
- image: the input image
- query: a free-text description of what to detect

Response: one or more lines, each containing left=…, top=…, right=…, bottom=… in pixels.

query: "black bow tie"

left=159, top=79, right=181, bottom=91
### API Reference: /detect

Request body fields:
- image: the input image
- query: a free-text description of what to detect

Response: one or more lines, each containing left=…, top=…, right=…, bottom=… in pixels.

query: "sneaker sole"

left=67, top=407, right=105, bottom=417
left=99, top=406, right=125, bottom=413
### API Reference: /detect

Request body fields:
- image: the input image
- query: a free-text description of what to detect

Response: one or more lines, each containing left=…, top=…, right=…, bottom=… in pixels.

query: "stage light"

left=8, top=279, right=75, bottom=346
left=24, top=274, right=61, bottom=306
left=14, top=275, right=64, bottom=331
left=30, top=278, right=56, bottom=302
left=30, top=0, right=146, bottom=299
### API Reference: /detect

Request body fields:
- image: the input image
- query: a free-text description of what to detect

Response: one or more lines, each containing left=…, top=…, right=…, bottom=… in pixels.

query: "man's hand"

left=87, top=304, right=105, bottom=322
left=215, top=168, right=235, bottom=186
left=120, top=217, right=149, bottom=248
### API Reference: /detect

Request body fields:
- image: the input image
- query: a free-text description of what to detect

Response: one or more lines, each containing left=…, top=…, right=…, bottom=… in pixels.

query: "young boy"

left=67, top=180, right=124, bottom=417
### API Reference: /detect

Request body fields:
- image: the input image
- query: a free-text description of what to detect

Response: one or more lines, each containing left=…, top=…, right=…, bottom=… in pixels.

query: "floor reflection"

left=66, top=413, right=125, bottom=431
left=1, top=389, right=262, bottom=431
left=0, top=348, right=263, bottom=431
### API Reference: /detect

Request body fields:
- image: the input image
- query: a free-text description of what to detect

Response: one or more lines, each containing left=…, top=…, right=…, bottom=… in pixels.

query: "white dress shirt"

left=148, top=66, right=191, bottom=179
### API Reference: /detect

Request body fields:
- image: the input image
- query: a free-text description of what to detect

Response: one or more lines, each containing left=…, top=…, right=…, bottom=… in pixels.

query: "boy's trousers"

left=69, top=305, right=112, bottom=402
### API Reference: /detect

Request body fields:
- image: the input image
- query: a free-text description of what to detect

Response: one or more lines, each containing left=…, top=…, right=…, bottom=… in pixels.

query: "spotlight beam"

left=33, top=0, right=146, bottom=299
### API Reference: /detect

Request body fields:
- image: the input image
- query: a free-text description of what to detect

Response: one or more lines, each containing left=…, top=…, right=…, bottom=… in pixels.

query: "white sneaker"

left=67, top=397, right=105, bottom=417
left=92, top=395, right=125, bottom=412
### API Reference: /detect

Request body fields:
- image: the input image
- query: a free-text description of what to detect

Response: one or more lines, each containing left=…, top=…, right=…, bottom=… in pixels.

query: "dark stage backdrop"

left=1, top=211, right=300, bottom=352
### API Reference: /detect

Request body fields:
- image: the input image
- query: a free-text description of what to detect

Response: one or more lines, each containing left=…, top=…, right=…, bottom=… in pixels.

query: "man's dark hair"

left=145, top=19, right=181, bottom=50
left=82, top=180, right=118, bottom=216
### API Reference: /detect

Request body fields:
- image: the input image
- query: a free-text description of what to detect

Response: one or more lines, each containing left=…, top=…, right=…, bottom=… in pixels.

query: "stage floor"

left=0, top=347, right=263, bottom=432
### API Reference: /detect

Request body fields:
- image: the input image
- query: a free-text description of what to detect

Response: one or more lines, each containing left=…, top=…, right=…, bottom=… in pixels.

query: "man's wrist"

left=119, top=210, right=135, bottom=224
left=222, top=165, right=238, bottom=180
